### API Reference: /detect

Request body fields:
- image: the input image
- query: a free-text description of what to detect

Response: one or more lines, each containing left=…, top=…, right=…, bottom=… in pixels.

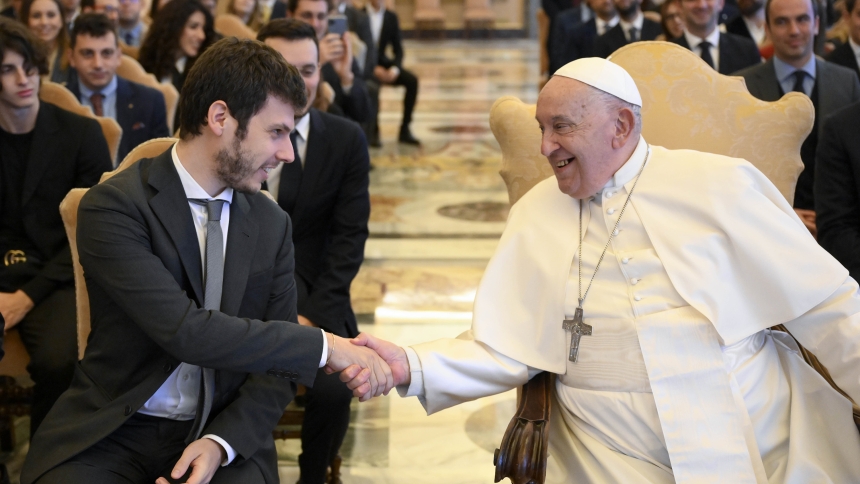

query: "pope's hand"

left=324, top=334, right=393, bottom=401
left=340, top=333, right=411, bottom=395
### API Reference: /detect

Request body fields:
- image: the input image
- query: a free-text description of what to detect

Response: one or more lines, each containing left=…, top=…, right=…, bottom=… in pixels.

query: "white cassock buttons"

left=622, top=257, right=630, bottom=264
left=631, top=278, right=639, bottom=285
left=606, top=192, right=615, bottom=198
left=634, top=295, right=642, bottom=301
left=613, top=229, right=619, bottom=236
left=607, top=208, right=616, bottom=215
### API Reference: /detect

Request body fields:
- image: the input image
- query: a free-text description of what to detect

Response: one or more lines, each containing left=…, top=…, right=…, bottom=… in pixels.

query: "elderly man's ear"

left=612, top=108, right=637, bottom=149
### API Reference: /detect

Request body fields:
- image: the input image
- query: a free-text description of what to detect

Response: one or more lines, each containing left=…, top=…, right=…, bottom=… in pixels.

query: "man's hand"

left=324, top=334, right=393, bottom=401
left=373, top=65, right=399, bottom=84
left=320, top=32, right=355, bottom=93
left=342, top=333, right=411, bottom=390
left=794, top=208, right=817, bottom=238
left=0, top=290, right=34, bottom=331
left=297, top=315, right=317, bottom=327
left=155, top=438, right=226, bottom=484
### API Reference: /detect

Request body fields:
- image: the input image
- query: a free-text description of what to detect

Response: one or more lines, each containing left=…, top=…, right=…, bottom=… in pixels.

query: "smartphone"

left=327, top=15, right=348, bottom=36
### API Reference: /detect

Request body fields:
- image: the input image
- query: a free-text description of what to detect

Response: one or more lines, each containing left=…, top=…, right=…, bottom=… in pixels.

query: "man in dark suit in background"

left=21, top=37, right=390, bottom=484
left=593, top=0, right=661, bottom=58
left=815, top=102, right=860, bottom=281
left=825, top=0, right=860, bottom=78
left=366, top=0, right=421, bottom=144
left=549, top=0, right=617, bottom=73
left=258, top=20, right=370, bottom=484
left=737, top=0, right=860, bottom=235
left=67, top=14, right=169, bottom=163
left=672, top=0, right=761, bottom=73
left=725, top=0, right=766, bottom=45
left=0, top=18, right=112, bottom=437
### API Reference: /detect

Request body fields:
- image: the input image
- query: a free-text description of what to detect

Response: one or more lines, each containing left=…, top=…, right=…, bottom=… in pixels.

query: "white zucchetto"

left=554, top=58, right=643, bottom=107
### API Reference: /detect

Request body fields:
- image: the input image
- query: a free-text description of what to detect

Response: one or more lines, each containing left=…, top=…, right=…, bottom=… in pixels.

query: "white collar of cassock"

left=600, top=135, right=648, bottom=192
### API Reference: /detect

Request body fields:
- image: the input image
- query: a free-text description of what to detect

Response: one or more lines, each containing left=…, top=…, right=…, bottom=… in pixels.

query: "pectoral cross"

left=562, top=307, right=592, bottom=363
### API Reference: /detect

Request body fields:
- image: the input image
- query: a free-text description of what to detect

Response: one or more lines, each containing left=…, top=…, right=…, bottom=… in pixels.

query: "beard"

left=215, top=136, right=260, bottom=194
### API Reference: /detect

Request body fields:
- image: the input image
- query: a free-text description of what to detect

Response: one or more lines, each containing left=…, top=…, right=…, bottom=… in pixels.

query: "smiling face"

left=766, top=0, right=818, bottom=65
left=264, top=36, right=319, bottom=115
left=178, top=10, right=207, bottom=58
left=535, top=77, right=634, bottom=199
left=680, top=0, right=723, bottom=35
left=27, top=0, right=63, bottom=46
left=0, top=50, right=41, bottom=111
left=291, top=0, right=328, bottom=39
left=215, top=95, right=297, bottom=193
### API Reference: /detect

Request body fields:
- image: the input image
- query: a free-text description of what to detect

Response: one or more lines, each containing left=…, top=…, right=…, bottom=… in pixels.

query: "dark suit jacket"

left=593, top=18, right=661, bottom=58
left=725, top=14, right=753, bottom=41
left=271, top=0, right=287, bottom=19
left=826, top=41, right=860, bottom=82
left=815, top=101, right=860, bottom=281
left=0, top=102, right=111, bottom=304
left=735, top=58, right=860, bottom=141
left=277, top=109, right=369, bottom=337
left=377, top=9, right=405, bottom=69
left=67, top=74, right=171, bottom=162
left=321, top=61, right=372, bottom=123
left=21, top=149, right=325, bottom=484
left=549, top=7, right=591, bottom=73
left=672, top=31, right=761, bottom=74
left=345, top=5, right=377, bottom=80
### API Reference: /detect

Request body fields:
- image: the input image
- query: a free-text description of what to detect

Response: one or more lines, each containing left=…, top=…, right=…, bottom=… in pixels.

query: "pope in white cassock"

left=342, top=57, right=860, bottom=483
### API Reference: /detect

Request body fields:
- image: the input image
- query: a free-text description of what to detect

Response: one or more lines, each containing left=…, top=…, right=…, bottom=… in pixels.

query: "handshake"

left=323, top=333, right=411, bottom=401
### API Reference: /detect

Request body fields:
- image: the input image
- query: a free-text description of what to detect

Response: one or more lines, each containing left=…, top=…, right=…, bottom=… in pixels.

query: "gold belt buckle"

left=3, top=250, right=27, bottom=266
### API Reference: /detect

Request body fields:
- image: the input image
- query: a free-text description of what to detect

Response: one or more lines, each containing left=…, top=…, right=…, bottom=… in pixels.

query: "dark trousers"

left=15, top=284, right=77, bottom=437
left=392, top=68, right=418, bottom=129
left=298, top=368, right=353, bottom=484
left=36, top=413, right=265, bottom=484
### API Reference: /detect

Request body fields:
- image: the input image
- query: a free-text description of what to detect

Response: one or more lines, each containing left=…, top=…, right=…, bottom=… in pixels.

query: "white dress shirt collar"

left=603, top=135, right=648, bottom=190
left=171, top=143, right=234, bottom=204
left=619, top=11, right=644, bottom=41
left=596, top=14, right=619, bottom=36
left=850, top=37, right=860, bottom=69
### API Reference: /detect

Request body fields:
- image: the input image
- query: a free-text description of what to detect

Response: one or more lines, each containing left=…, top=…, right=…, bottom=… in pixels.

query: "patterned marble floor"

left=272, top=38, right=541, bottom=484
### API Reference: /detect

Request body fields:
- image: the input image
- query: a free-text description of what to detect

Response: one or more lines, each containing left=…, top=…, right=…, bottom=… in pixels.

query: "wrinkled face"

left=766, top=0, right=818, bottom=63
left=28, top=0, right=63, bottom=45
left=264, top=37, right=319, bottom=115
left=118, top=0, right=142, bottom=23
left=69, top=33, right=120, bottom=91
left=535, top=78, right=622, bottom=199
left=680, top=0, right=723, bottom=33
left=588, top=0, right=616, bottom=18
left=0, top=50, right=40, bottom=111
left=664, top=1, right=684, bottom=38
left=848, top=1, right=860, bottom=45
left=232, top=0, right=255, bottom=16
left=216, top=96, right=297, bottom=193
left=178, top=10, right=207, bottom=58
left=291, top=0, right=328, bottom=39
left=88, top=0, right=120, bottom=23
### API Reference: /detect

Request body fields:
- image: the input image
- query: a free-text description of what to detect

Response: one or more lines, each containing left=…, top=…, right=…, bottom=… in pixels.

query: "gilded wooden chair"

left=489, top=41, right=855, bottom=484
left=463, top=0, right=494, bottom=38
left=117, top=55, right=181, bottom=133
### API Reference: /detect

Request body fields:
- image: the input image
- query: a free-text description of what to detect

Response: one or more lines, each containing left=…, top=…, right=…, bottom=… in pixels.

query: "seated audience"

left=0, top=17, right=112, bottom=437
left=216, top=0, right=260, bottom=30
left=139, top=0, right=215, bottom=124
left=657, top=0, right=684, bottom=40
left=825, top=0, right=860, bottom=78
left=79, top=0, right=118, bottom=24
left=258, top=20, right=371, bottom=484
left=21, top=0, right=70, bottom=83
left=548, top=1, right=594, bottom=74
left=816, top=101, right=860, bottom=281
left=20, top=36, right=389, bottom=484
left=366, top=0, right=421, bottom=144
left=59, top=0, right=77, bottom=26
left=726, top=0, right=767, bottom=45
left=738, top=0, right=860, bottom=234
left=1, top=0, right=21, bottom=19
left=542, top=0, right=577, bottom=70
left=593, top=0, right=661, bottom=58
left=551, top=0, right=617, bottom=72
left=672, top=0, right=761, bottom=73
left=117, top=0, right=146, bottom=46
left=68, top=13, right=169, bottom=162
left=286, top=0, right=373, bottom=126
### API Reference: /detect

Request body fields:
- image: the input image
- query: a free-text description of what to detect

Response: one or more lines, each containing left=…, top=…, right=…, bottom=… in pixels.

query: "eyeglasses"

left=97, top=5, right=120, bottom=12
left=117, top=0, right=139, bottom=4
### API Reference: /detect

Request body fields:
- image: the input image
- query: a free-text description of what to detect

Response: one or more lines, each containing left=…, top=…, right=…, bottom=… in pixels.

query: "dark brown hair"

left=256, top=17, right=318, bottom=56
left=0, top=16, right=49, bottom=91
left=20, top=0, right=69, bottom=55
left=70, top=12, right=118, bottom=48
left=286, top=0, right=330, bottom=14
left=138, top=0, right=215, bottom=82
left=178, top=36, right=307, bottom=139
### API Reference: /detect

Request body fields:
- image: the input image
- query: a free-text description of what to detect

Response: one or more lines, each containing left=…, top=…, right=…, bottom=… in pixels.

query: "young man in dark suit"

left=67, top=14, right=170, bottom=163
left=593, top=0, right=661, bottom=58
left=366, top=0, right=421, bottom=144
left=0, top=18, right=112, bottom=437
left=672, top=0, right=761, bottom=74
left=550, top=0, right=617, bottom=73
left=825, top=0, right=860, bottom=79
left=258, top=19, right=370, bottom=484
left=21, top=37, right=390, bottom=484
left=725, top=0, right=766, bottom=45
left=736, top=0, right=860, bottom=235
left=815, top=101, right=860, bottom=282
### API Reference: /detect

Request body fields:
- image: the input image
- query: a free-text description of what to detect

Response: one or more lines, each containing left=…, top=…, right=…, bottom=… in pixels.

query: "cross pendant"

left=562, top=307, right=592, bottom=363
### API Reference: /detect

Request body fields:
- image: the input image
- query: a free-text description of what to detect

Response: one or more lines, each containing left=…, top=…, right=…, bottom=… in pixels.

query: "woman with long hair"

left=138, top=0, right=215, bottom=93
left=216, top=0, right=259, bottom=30
left=20, top=0, right=69, bottom=83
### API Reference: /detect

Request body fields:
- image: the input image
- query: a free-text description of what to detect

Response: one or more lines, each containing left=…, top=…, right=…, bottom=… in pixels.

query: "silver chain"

left=578, top=145, right=651, bottom=308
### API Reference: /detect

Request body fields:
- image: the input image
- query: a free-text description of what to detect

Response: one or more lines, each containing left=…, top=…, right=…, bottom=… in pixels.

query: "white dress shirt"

left=741, top=16, right=765, bottom=45
left=366, top=3, right=384, bottom=46
left=596, top=14, right=619, bottom=36
left=619, top=12, right=644, bottom=42
left=79, top=74, right=118, bottom=121
left=850, top=37, right=860, bottom=71
left=684, top=27, right=721, bottom=71
left=266, top=111, right=310, bottom=202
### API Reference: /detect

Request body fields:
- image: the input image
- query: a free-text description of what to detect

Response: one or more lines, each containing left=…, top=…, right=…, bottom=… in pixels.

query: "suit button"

left=124, top=405, right=132, bottom=416
left=293, top=372, right=300, bottom=379
left=163, top=363, right=173, bottom=373
left=266, top=369, right=277, bottom=376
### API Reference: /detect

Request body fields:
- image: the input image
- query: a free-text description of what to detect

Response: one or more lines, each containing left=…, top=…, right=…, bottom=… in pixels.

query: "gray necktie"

left=628, top=27, right=639, bottom=42
left=186, top=199, right=226, bottom=442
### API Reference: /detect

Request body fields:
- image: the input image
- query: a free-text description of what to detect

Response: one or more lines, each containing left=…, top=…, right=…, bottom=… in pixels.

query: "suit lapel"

left=147, top=149, right=205, bottom=306
left=220, top=193, right=258, bottom=316
left=718, top=35, right=732, bottom=74
left=755, top=59, right=782, bottom=102
left=291, top=109, right=326, bottom=225
left=116, top=78, right=134, bottom=155
left=21, top=104, right=60, bottom=207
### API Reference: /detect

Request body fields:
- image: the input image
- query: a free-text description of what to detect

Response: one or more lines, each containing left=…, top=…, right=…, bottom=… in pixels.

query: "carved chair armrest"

left=494, top=371, right=553, bottom=484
